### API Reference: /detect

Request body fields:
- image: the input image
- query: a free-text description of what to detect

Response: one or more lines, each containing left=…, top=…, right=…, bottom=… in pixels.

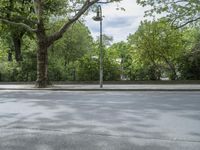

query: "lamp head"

left=92, top=7, right=102, bottom=21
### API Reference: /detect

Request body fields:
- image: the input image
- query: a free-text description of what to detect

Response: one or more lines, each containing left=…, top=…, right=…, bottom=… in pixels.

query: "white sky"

left=85, top=0, right=149, bottom=43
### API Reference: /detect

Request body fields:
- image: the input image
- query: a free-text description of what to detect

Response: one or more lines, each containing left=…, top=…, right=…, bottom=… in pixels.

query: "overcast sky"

left=85, top=0, right=149, bottom=43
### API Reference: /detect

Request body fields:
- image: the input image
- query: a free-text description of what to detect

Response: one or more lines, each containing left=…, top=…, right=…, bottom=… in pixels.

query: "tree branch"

left=97, top=1, right=113, bottom=4
left=47, top=0, right=98, bottom=44
left=0, top=18, right=37, bottom=32
left=176, top=16, right=200, bottom=29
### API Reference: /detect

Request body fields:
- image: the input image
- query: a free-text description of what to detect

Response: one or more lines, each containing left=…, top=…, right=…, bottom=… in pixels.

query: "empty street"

left=0, top=91, right=200, bottom=150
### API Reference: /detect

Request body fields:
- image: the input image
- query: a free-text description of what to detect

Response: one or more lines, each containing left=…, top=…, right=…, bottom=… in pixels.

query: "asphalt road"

left=0, top=91, right=200, bottom=150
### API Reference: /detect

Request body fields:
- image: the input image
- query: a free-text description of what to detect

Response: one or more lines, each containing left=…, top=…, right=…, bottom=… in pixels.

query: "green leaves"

left=128, top=19, right=186, bottom=80
left=137, top=0, right=200, bottom=28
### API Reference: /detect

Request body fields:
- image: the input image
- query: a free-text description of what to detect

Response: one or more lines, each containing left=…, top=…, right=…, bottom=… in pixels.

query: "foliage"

left=128, top=19, right=185, bottom=80
left=0, top=35, right=37, bottom=81
left=137, top=0, right=200, bottom=28
left=178, top=50, right=200, bottom=80
left=0, top=1, right=200, bottom=82
left=108, top=41, right=133, bottom=80
left=47, top=21, right=94, bottom=81
left=77, top=54, right=99, bottom=81
left=49, top=21, right=94, bottom=63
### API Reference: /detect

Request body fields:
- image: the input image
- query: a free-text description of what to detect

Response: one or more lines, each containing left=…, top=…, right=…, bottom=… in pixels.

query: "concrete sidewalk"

left=0, top=84, right=200, bottom=91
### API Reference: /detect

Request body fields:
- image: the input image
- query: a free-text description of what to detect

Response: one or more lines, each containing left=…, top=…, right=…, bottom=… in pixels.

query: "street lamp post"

left=93, top=5, right=103, bottom=88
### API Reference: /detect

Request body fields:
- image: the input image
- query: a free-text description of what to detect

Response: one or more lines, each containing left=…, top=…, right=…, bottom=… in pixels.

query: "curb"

left=0, top=88, right=200, bottom=91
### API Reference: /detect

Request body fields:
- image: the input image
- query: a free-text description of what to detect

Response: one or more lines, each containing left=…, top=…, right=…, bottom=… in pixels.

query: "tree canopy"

left=137, top=0, right=200, bottom=28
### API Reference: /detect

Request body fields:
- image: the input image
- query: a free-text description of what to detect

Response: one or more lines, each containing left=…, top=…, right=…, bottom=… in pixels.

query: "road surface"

left=0, top=91, right=200, bottom=150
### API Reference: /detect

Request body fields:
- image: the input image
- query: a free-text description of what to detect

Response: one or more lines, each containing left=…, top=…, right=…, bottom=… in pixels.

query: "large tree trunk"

left=35, top=42, right=48, bottom=88
left=35, top=20, right=50, bottom=88
left=35, top=23, right=50, bottom=88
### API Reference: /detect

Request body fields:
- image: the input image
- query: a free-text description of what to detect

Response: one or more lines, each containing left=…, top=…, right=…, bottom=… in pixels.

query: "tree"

left=108, top=41, right=132, bottom=80
left=77, top=48, right=121, bottom=81
left=48, top=21, right=94, bottom=81
left=49, top=21, right=94, bottom=67
left=137, top=0, right=200, bottom=80
left=178, top=27, right=200, bottom=79
left=77, top=54, right=99, bottom=81
left=137, top=0, right=200, bottom=28
left=0, top=0, right=35, bottom=62
left=0, top=0, right=118, bottom=87
left=128, top=19, right=185, bottom=80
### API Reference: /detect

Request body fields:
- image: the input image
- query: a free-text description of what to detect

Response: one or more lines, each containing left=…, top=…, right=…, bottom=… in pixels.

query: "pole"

left=99, top=6, right=103, bottom=88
